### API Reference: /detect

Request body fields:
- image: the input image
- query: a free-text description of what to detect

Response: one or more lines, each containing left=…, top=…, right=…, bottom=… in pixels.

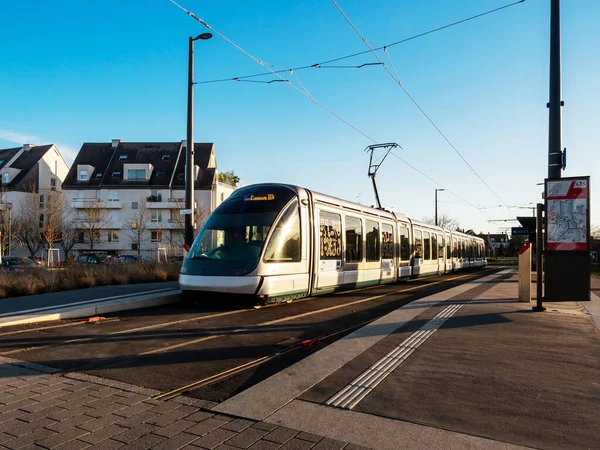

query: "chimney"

left=111, top=139, right=122, bottom=149
left=23, top=144, right=35, bottom=151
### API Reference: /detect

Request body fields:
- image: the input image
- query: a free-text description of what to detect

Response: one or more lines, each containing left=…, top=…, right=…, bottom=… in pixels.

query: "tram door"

left=445, top=232, right=452, bottom=273
left=316, top=210, right=343, bottom=290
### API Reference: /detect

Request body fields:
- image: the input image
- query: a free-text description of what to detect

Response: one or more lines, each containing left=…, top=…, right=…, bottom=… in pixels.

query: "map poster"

left=545, top=176, right=590, bottom=251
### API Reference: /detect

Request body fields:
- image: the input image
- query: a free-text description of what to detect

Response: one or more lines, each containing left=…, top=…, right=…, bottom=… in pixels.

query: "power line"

left=331, top=0, right=509, bottom=210
left=170, top=0, right=490, bottom=218
left=196, top=0, right=526, bottom=84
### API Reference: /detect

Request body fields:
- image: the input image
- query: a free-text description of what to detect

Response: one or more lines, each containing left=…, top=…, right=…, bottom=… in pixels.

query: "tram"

left=179, top=183, right=486, bottom=304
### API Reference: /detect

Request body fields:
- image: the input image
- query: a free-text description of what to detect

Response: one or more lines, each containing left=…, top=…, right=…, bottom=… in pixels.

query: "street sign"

left=179, top=209, right=192, bottom=215
left=511, top=227, right=530, bottom=236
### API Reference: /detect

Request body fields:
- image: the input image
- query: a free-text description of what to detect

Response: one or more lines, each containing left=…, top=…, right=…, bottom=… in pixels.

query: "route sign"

left=511, top=227, right=529, bottom=236
left=545, top=176, right=590, bottom=251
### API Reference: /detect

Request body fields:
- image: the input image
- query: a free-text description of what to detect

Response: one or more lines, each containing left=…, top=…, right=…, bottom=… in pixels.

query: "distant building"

left=478, top=233, right=510, bottom=257
left=0, top=144, right=70, bottom=257
left=61, top=140, right=236, bottom=258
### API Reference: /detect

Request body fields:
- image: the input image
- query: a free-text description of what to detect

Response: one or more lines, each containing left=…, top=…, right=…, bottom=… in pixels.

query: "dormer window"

left=112, top=171, right=121, bottom=177
left=79, top=170, right=88, bottom=181
left=96, top=173, right=103, bottom=178
left=161, top=154, right=171, bottom=161
left=156, top=171, right=165, bottom=177
left=127, top=169, right=146, bottom=181
left=119, top=155, right=128, bottom=160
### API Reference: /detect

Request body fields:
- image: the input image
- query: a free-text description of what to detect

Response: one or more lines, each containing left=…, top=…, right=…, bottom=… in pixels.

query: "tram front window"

left=185, top=186, right=296, bottom=276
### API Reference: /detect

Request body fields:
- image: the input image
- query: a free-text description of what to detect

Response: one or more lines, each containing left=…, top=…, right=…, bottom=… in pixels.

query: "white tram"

left=179, top=184, right=486, bottom=304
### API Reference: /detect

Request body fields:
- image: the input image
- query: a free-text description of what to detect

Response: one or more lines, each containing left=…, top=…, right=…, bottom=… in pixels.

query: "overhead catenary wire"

left=196, top=0, right=526, bottom=84
left=331, top=0, right=509, bottom=210
left=169, top=0, right=492, bottom=217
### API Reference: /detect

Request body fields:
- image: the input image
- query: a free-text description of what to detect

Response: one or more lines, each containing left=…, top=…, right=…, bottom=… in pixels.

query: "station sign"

left=511, top=227, right=530, bottom=236
left=544, top=176, right=590, bottom=251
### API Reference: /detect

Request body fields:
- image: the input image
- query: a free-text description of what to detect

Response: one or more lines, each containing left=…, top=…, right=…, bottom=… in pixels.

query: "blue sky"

left=1, top=0, right=598, bottom=234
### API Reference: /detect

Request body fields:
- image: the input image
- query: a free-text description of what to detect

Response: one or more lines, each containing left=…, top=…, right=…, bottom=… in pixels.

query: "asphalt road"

left=0, top=268, right=500, bottom=404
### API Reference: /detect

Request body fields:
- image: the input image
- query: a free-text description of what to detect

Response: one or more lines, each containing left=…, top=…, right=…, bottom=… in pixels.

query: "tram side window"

left=439, top=234, right=444, bottom=259
left=264, top=201, right=301, bottom=262
left=423, top=232, right=431, bottom=260
left=453, top=241, right=458, bottom=258
left=319, top=211, right=342, bottom=260
left=447, top=238, right=451, bottom=260
left=382, top=224, right=394, bottom=259
left=399, top=226, right=410, bottom=261
left=366, top=220, right=380, bottom=262
left=345, top=216, right=362, bottom=263
left=414, top=230, right=423, bottom=259
left=432, top=234, right=438, bottom=260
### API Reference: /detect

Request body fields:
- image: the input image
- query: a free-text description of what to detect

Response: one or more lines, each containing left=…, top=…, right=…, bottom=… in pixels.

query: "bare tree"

left=40, top=189, right=69, bottom=264
left=0, top=187, right=18, bottom=256
left=75, top=199, right=112, bottom=251
left=125, top=198, right=152, bottom=255
left=14, top=187, right=43, bottom=257
left=422, top=213, right=461, bottom=231
left=592, top=224, right=600, bottom=240
left=165, top=199, right=209, bottom=255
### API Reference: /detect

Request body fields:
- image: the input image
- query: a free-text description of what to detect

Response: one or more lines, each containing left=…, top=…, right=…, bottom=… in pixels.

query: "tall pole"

left=548, top=0, right=562, bottom=179
left=435, top=189, right=444, bottom=226
left=185, top=36, right=195, bottom=249
left=533, top=203, right=546, bottom=311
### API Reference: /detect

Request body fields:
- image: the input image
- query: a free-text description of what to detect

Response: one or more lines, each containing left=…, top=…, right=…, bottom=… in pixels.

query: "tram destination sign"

left=544, top=176, right=590, bottom=251
left=511, top=227, right=529, bottom=236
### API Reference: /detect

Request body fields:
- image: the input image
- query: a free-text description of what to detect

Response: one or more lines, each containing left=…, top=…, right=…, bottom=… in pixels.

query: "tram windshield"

left=186, top=186, right=297, bottom=276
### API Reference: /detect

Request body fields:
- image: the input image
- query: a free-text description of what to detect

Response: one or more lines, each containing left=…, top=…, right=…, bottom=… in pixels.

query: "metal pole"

left=7, top=207, right=12, bottom=257
left=435, top=189, right=438, bottom=226
left=548, top=0, right=562, bottom=179
left=185, top=36, right=195, bottom=249
left=533, top=203, right=546, bottom=311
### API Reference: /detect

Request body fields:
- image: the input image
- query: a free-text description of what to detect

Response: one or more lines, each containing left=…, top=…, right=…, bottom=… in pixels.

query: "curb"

left=0, top=289, right=182, bottom=328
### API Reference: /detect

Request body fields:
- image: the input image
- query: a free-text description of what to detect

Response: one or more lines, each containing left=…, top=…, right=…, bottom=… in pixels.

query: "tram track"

left=50, top=269, right=492, bottom=377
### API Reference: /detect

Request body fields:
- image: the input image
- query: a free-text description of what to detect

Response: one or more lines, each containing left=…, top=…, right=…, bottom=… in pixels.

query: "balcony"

left=71, top=198, right=121, bottom=209
left=70, top=219, right=121, bottom=229
left=146, top=198, right=194, bottom=209
left=147, top=220, right=183, bottom=230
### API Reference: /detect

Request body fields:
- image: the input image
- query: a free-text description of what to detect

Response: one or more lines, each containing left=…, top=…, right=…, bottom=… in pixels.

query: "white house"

left=0, top=144, right=70, bottom=258
left=61, top=140, right=236, bottom=258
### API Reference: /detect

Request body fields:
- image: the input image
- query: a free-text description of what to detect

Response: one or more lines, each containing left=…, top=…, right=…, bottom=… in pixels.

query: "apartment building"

left=0, top=144, right=70, bottom=257
left=61, top=140, right=236, bottom=258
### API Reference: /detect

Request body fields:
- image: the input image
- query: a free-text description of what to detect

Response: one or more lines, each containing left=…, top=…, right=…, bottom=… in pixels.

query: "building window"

left=132, top=242, right=138, bottom=250
left=108, top=191, right=119, bottom=202
left=149, top=190, right=162, bottom=202
left=151, top=231, right=163, bottom=242
left=127, top=169, right=146, bottom=180
left=161, top=154, right=170, bottom=161
left=77, top=231, right=85, bottom=244
left=1, top=173, right=8, bottom=184
left=119, top=155, right=128, bottom=160
left=39, top=195, right=45, bottom=209
left=151, top=210, right=162, bottom=222
left=107, top=230, right=119, bottom=242
left=79, top=170, right=87, bottom=181
left=50, top=179, right=57, bottom=190
left=132, top=202, right=138, bottom=210
left=39, top=214, right=45, bottom=228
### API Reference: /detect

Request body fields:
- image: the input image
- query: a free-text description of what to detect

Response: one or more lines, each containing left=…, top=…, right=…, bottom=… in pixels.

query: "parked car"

left=74, top=253, right=115, bottom=266
left=0, top=256, right=37, bottom=272
left=117, top=255, right=153, bottom=264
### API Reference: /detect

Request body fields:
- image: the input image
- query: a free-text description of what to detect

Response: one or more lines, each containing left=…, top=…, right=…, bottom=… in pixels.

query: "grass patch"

left=0, top=263, right=181, bottom=299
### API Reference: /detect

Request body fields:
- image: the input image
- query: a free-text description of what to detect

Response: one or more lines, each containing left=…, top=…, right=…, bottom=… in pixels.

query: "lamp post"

left=435, top=189, right=444, bottom=226
left=6, top=202, right=12, bottom=256
left=185, top=32, right=213, bottom=250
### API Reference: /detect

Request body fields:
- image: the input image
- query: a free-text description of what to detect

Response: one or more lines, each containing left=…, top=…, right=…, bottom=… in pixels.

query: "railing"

left=71, top=198, right=101, bottom=202
left=147, top=195, right=163, bottom=202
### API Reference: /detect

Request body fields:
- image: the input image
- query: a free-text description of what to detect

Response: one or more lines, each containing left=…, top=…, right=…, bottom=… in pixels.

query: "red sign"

left=545, top=177, right=590, bottom=251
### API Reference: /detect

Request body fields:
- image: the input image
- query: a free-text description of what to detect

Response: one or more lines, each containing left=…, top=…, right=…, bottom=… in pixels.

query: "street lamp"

left=185, top=32, right=213, bottom=250
left=435, top=189, right=444, bottom=226
left=6, top=202, right=12, bottom=256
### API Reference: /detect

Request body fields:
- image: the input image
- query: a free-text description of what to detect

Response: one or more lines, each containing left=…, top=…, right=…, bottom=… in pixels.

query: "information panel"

left=545, top=176, right=590, bottom=251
